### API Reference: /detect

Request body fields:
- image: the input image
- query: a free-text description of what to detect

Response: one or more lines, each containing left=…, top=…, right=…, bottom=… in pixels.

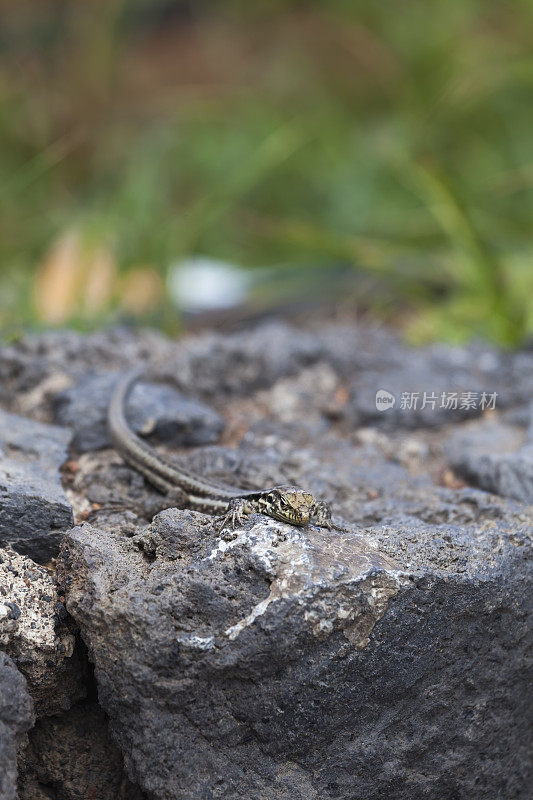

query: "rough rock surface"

left=0, top=320, right=532, bottom=800
left=446, top=412, right=533, bottom=504
left=17, top=703, right=146, bottom=800
left=0, top=411, right=73, bottom=562
left=0, top=547, right=85, bottom=717
left=348, top=342, right=507, bottom=428
left=59, top=516, right=405, bottom=800
left=57, top=384, right=533, bottom=800
left=53, top=372, right=224, bottom=452
left=0, top=652, right=34, bottom=800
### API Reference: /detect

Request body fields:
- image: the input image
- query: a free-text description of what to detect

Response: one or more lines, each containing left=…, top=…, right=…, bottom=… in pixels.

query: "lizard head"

left=259, top=486, right=316, bottom=525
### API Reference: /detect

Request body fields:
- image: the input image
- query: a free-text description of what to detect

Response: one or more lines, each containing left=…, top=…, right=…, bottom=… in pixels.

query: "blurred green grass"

left=0, top=0, right=532, bottom=343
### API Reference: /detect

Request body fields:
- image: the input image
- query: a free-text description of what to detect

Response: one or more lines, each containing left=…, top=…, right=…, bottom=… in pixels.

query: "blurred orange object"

left=34, top=231, right=84, bottom=325
left=34, top=230, right=117, bottom=324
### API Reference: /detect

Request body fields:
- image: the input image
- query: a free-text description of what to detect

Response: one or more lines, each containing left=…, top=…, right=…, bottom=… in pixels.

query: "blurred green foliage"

left=0, top=0, right=532, bottom=343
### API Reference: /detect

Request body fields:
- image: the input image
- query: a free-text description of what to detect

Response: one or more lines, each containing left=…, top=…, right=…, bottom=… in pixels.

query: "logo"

left=375, top=389, right=396, bottom=412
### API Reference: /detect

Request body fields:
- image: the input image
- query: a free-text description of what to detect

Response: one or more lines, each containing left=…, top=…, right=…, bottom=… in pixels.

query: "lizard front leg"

left=217, top=497, right=255, bottom=540
left=310, top=499, right=333, bottom=529
left=311, top=499, right=348, bottom=532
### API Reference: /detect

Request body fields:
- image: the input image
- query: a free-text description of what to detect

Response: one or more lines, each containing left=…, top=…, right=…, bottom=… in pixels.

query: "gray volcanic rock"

left=1, top=320, right=533, bottom=799
left=53, top=372, right=225, bottom=452
left=18, top=703, right=146, bottom=800
left=0, top=547, right=85, bottom=716
left=0, top=652, right=34, bottom=800
left=0, top=410, right=73, bottom=562
left=1, top=321, right=531, bottom=426
left=0, top=327, right=169, bottom=413
left=168, top=320, right=323, bottom=397
left=0, top=322, right=324, bottom=418
left=58, top=467, right=532, bottom=800
left=446, top=417, right=533, bottom=504
left=58, top=516, right=404, bottom=800
left=349, top=342, right=506, bottom=429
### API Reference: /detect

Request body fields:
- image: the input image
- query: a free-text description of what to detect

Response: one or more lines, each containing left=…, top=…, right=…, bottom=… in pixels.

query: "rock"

left=1, top=320, right=532, bottom=799
left=0, top=547, right=85, bottom=716
left=158, top=320, right=324, bottom=398
left=58, top=517, right=403, bottom=800
left=0, top=327, right=170, bottom=414
left=2, top=322, right=532, bottom=428
left=52, top=372, right=225, bottom=453
left=0, top=411, right=73, bottom=562
left=2, top=320, right=533, bottom=412
left=349, top=342, right=508, bottom=429
left=255, top=363, right=340, bottom=433
left=0, top=322, right=323, bottom=420
left=58, top=475, right=532, bottom=800
left=446, top=418, right=533, bottom=504
left=0, top=652, right=34, bottom=800
left=17, top=703, right=146, bottom=800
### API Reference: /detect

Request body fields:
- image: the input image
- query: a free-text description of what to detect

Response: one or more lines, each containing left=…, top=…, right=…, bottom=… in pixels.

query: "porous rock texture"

left=0, top=547, right=85, bottom=717
left=57, top=453, right=532, bottom=800
left=17, top=702, right=146, bottom=800
left=0, top=320, right=531, bottom=799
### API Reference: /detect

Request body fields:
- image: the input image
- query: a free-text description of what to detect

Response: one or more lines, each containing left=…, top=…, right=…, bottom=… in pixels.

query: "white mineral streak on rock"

left=225, top=597, right=274, bottom=640
left=0, top=548, right=66, bottom=651
left=206, top=535, right=240, bottom=561
left=221, top=520, right=405, bottom=648
left=339, top=574, right=401, bottom=649
left=177, top=634, right=215, bottom=650
left=207, top=522, right=300, bottom=577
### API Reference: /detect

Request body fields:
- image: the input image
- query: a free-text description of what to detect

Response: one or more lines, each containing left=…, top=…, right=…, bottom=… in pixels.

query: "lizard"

left=107, top=368, right=334, bottom=533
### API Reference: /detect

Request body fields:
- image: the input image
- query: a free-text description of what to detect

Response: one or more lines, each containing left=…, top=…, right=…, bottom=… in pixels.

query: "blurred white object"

left=168, top=257, right=252, bottom=312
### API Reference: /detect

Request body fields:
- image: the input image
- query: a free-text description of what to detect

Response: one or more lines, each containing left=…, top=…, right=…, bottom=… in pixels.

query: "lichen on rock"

left=0, top=547, right=85, bottom=716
